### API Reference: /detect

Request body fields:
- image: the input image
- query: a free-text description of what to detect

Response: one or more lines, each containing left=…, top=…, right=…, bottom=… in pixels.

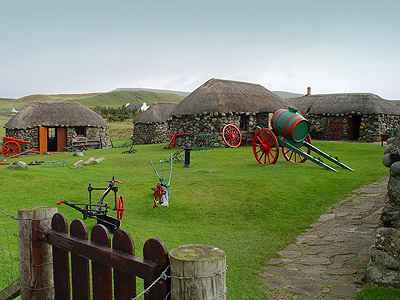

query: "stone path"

left=263, top=176, right=388, bottom=299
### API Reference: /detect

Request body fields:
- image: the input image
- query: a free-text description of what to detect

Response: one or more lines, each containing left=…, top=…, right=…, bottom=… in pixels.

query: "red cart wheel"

left=222, top=124, right=242, bottom=148
left=1, top=141, right=21, bottom=158
left=252, top=129, right=279, bottom=164
left=282, top=134, right=312, bottom=163
left=116, top=196, right=124, bottom=220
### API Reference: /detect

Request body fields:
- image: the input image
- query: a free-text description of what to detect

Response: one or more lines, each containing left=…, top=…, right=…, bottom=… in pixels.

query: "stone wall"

left=365, top=135, right=400, bottom=287
left=304, top=114, right=400, bottom=142
left=167, top=112, right=270, bottom=148
left=5, top=127, right=39, bottom=149
left=68, top=126, right=111, bottom=148
left=306, top=114, right=351, bottom=140
left=132, top=122, right=170, bottom=144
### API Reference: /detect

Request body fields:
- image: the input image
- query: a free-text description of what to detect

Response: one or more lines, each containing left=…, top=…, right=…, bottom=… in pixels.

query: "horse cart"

left=252, top=108, right=353, bottom=172
left=1, top=136, right=50, bottom=163
left=57, top=176, right=124, bottom=232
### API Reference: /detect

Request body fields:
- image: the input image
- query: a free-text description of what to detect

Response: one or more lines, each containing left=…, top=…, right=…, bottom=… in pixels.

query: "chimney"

left=307, top=87, right=311, bottom=96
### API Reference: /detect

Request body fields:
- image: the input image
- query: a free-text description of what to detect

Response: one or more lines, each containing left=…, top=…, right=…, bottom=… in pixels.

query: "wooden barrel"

left=270, top=107, right=310, bottom=142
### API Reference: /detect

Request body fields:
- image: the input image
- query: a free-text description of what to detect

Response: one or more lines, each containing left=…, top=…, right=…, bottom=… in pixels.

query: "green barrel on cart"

left=270, top=107, right=310, bottom=143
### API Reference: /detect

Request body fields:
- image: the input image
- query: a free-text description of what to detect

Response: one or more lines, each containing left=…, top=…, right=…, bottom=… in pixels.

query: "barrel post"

left=170, top=244, right=227, bottom=300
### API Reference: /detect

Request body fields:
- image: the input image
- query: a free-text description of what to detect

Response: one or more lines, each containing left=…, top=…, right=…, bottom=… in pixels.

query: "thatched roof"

left=288, top=93, right=400, bottom=115
left=171, top=78, right=292, bottom=115
left=4, top=102, right=109, bottom=129
left=134, top=102, right=178, bottom=123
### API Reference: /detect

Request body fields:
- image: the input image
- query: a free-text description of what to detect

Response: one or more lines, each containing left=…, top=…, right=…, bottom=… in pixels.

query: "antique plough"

left=165, top=126, right=219, bottom=150
left=166, top=124, right=243, bottom=150
left=253, top=108, right=353, bottom=172
left=1, top=136, right=50, bottom=164
left=57, top=176, right=124, bottom=231
left=150, top=154, right=173, bottom=208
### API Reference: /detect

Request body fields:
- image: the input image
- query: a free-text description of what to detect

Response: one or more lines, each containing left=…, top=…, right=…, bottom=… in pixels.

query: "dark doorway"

left=47, top=127, right=57, bottom=151
left=349, top=115, right=362, bottom=140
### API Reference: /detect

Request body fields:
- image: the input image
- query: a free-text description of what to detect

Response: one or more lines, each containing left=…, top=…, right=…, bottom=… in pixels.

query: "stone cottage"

left=288, top=91, right=400, bottom=142
left=132, top=102, right=177, bottom=144
left=168, top=78, right=293, bottom=147
left=4, top=101, right=110, bottom=152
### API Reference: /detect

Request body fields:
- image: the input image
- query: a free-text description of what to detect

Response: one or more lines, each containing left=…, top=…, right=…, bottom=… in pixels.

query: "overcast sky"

left=1, top=0, right=399, bottom=99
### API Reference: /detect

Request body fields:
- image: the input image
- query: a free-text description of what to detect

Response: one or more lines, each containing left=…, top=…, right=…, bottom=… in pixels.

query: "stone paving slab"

left=263, top=177, right=388, bottom=299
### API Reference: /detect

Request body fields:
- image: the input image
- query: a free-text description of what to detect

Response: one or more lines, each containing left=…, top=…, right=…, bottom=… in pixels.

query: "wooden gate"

left=34, top=213, right=170, bottom=300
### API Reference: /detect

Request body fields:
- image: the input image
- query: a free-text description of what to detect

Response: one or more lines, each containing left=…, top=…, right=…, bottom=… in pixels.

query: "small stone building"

left=288, top=92, right=400, bottom=142
left=168, top=78, right=293, bottom=147
left=4, top=101, right=110, bottom=151
left=132, top=102, right=177, bottom=144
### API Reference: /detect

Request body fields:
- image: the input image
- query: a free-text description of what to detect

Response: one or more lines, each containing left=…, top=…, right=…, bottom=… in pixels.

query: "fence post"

left=18, top=206, right=57, bottom=300
left=169, top=244, right=227, bottom=300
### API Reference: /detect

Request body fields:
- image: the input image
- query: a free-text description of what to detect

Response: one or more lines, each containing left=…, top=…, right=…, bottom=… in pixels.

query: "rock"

left=8, top=161, right=29, bottom=169
left=385, top=144, right=393, bottom=155
left=383, top=153, right=392, bottom=167
left=388, top=176, right=400, bottom=205
left=74, top=164, right=85, bottom=169
left=381, top=203, right=400, bottom=227
left=391, top=162, right=400, bottom=176
left=371, top=249, right=400, bottom=270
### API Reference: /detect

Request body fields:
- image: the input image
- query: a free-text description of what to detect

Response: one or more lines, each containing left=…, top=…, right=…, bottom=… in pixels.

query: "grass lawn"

left=0, top=140, right=390, bottom=299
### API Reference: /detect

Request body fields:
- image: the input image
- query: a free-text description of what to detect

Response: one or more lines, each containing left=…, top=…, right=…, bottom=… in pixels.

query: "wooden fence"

left=21, top=207, right=169, bottom=300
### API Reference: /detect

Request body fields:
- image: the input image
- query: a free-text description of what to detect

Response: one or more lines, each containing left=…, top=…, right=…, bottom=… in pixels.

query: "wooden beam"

left=0, top=279, right=20, bottom=300
left=35, top=228, right=161, bottom=281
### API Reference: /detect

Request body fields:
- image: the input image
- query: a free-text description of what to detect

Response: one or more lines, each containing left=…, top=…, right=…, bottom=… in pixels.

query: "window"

left=239, top=115, right=248, bottom=131
left=75, top=127, right=86, bottom=136
left=48, top=127, right=56, bottom=139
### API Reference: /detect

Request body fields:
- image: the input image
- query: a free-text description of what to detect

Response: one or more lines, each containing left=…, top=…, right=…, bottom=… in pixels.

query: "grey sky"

left=1, top=0, right=399, bottom=99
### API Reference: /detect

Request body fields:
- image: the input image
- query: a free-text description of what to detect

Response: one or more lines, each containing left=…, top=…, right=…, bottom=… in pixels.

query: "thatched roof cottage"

left=288, top=92, right=400, bottom=142
left=4, top=102, right=110, bottom=151
left=133, top=102, right=177, bottom=144
left=168, top=78, right=293, bottom=147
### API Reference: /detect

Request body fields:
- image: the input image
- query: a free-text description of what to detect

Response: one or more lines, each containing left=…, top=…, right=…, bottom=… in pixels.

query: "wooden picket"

left=39, top=212, right=170, bottom=300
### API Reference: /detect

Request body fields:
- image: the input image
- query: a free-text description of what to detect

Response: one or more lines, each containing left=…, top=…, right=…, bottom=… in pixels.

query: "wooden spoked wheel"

left=1, top=141, right=21, bottom=158
left=116, top=196, right=124, bottom=220
left=195, top=126, right=213, bottom=149
left=222, top=124, right=242, bottom=148
left=281, top=134, right=312, bottom=163
left=252, top=129, right=279, bottom=164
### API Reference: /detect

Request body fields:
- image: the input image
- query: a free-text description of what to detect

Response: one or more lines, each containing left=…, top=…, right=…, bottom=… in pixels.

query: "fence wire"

left=0, top=210, right=20, bottom=299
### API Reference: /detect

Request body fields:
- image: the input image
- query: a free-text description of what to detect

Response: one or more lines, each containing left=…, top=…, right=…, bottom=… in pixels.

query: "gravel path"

left=263, top=176, right=388, bottom=299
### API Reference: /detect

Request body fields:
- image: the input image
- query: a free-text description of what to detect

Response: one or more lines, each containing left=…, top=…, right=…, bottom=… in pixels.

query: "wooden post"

left=18, top=206, right=57, bottom=300
left=170, top=244, right=227, bottom=300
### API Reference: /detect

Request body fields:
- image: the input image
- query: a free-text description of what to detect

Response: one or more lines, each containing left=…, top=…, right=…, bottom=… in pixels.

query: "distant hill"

left=113, top=88, right=190, bottom=97
left=0, top=90, right=185, bottom=113
left=272, top=91, right=304, bottom=99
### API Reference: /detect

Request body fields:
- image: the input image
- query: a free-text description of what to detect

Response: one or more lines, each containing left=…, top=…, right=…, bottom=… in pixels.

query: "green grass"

left=0, top=141, right=390, bottom=299
left=356, top=284, right=400, bottom=299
